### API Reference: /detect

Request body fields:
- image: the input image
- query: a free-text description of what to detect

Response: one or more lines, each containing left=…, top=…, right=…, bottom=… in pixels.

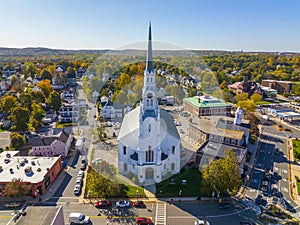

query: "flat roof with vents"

left=0, top=151, right=60, bottom=183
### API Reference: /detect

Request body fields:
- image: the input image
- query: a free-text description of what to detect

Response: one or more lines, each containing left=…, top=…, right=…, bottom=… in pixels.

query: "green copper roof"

left=184, top=96, right=231, bottom=108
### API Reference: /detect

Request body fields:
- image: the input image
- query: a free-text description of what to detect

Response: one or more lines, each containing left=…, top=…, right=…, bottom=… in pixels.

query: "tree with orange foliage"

left=37, top=79, right=53, bottom=98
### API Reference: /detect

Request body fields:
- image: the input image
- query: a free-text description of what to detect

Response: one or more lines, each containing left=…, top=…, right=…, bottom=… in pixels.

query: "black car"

left=240, top=222, right=255, bottom=225
left=273, top=172, right=280, bottom=180
left=255, top=195, right=263, bottom=205
left=285, top=204, right=296, bottom=213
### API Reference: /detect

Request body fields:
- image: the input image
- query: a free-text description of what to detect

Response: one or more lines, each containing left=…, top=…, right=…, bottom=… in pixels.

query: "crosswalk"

left=155, top=202, right=166, bottom=225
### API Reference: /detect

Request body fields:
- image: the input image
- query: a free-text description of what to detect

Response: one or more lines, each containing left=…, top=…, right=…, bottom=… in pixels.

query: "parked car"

left=240, top=222, right=255, bottom=225
left=92, top=158, right=102, bottom=163
left=78, top=171, right=84, bottom=179
left=94, top=200, right=111, bottom=208
left=218, top=203, right=232, bottom=210
left=136, top=217, right=152, bottom=224
left=272, top=197, right=278, bottom=205
left=80, top=163, right=86, bottom=171
left=73, top=184, right=81, bottom=195
left=195, top=220, right=210, bottom=225
left=132, top=200, right=146, bottom=208
left=255, top=195, right=263, bottom=205
left=273, top=172, right=280, bottom=180
left=76, top=177, right=83, bottom=186
left=271, top=187, right=279, bottom=197
left=116, top=200, right=130, bottom=208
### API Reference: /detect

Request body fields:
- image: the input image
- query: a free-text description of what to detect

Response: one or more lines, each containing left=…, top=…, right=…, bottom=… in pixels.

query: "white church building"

left=118, top=24, right=181, bottom=185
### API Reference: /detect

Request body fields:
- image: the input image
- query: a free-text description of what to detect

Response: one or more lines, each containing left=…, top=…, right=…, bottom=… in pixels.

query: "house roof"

left=184, top=96, right=231, bottom=108
left=31, top=130, right=71, bottom=147
left=216, top=118, right=250, bottom=134
left=190, top=116, right=245, bottom=140
left=198, top=141, right=247, bottom=169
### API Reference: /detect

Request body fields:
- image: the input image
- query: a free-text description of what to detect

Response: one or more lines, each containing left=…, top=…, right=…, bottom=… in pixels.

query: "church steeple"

left=146, top=22, right=153, bottom=73
left=141, top=22, right=159, bottom=120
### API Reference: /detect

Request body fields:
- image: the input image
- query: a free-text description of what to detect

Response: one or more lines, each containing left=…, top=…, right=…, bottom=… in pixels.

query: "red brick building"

left=261, top=79, right=293, bottom=94
left=0, top=151, right=62, bottom=197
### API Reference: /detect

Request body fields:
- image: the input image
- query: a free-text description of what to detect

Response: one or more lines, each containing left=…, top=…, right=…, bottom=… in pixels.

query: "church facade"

left=117, top=24, right=180, bottom=185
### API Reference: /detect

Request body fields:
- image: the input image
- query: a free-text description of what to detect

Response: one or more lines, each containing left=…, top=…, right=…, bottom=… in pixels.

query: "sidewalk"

left=287, top=138, right=300, bottom=205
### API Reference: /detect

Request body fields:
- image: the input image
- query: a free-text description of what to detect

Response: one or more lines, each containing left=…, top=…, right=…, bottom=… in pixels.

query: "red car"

left=132, top=200, right=146, bottom=208
left=94, top=200, right=111, bottom=208
left=136, top=217, right=152, bottom=224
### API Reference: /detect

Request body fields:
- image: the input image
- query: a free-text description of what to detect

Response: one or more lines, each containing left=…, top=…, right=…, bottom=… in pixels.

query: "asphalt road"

left=245, top=122, right=300, bottom=216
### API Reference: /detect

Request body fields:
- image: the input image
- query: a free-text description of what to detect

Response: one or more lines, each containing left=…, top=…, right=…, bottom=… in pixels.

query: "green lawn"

left=296, top=176, right=300, bottom=195
left=255, top=101, right=273, bottom=105
left=292, top=139, right=300, bottom=161
left=55, top=122, right=75, bottom=128
left=156, top=167, right=201, bottom=197
left=115, top=177, right=146, bottom=198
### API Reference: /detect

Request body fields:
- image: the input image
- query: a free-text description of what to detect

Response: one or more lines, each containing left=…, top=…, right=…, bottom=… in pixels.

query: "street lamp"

left=179, top=189, right=182, bottom=202
left=136, top=190, right=139, bottom=201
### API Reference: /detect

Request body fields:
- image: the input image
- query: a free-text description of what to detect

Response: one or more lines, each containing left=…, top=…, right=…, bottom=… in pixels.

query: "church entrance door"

left=145, top=168, right=154, bottom=180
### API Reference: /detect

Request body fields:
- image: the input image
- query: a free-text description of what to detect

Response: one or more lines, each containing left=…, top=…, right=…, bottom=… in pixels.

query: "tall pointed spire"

left=146, top=22, right=153, bottom=72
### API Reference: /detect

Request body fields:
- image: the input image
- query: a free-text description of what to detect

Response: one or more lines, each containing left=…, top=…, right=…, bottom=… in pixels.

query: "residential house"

left=59, top=103, right=79, bottom=123
left=30, top=129, right=74, bottom=157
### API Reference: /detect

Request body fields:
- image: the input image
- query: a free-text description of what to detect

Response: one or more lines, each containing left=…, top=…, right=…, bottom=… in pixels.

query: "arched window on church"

left=146, top=146, right=153, bottom=162
left=149, top=124, right=151, bottom=132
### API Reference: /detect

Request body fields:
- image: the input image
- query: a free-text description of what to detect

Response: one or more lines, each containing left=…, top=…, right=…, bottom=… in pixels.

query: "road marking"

left=0, top=216, right=12, bottom=219
left=274, top=167, right=278, bottom=171
left=282, top=178, right=287, bottom=182
left=281, top=187, right=288, bottom=192
left=155, top=202, right=166, bottom=225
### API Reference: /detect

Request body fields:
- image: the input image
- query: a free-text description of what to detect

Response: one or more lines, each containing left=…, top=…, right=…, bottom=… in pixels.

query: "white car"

left=195, top=220, right=210, bottom=225
left=78, top=171, right=84, bottom=179
left=92, top=158, right=102, bottom=163
left=73, top=184, right=81, bottom=195
left=116, top=200, right=130, bottom=208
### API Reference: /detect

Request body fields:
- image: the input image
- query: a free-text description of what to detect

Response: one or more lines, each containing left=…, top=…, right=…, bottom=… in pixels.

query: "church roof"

left=118, top=105, right=180, bottom=147
left=146, top=22, right=153, bottom=73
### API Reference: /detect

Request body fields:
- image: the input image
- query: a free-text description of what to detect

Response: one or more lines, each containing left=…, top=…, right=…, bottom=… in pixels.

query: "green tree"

left=9, top=132, right=25, bottom=149
left=23, top=62, right=37, bottom=79
left=10, top=75, right=18, bottom=87
left=19, top=92, right=33, bottom=109
left=235, top=93, right=248, bottom=102
left=237, top=100, right=256, bottom=115
left=250, top=93, right=262, bottom=103
left=165, top=85, right=185, bottom=103
left=5, top=178, right=31, bottom=198
left=47, top=91, right=62, bottom=112
left=37, top=79, right=53, bottom=98
left=66, top=66, right=76, bottom=75
left=129, top=64, right=138, bottom=76
left=40, top=69, right=52, bottom=80
left=31, top=90, right=46, bottom=103
left=200, top=150, right=242, bottom=196
left=29, top=103, right=45, bottom=130
left=115, top=73, right=131, bottom=89
left=0, top=95, right=18, bottom=114
left=9, top=106, right=30, bottom=131
left=212, top=89, right=224, bottom=100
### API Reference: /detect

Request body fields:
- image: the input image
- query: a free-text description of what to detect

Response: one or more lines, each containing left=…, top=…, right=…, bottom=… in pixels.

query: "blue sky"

left=0, top=0, right=300, bottom=51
